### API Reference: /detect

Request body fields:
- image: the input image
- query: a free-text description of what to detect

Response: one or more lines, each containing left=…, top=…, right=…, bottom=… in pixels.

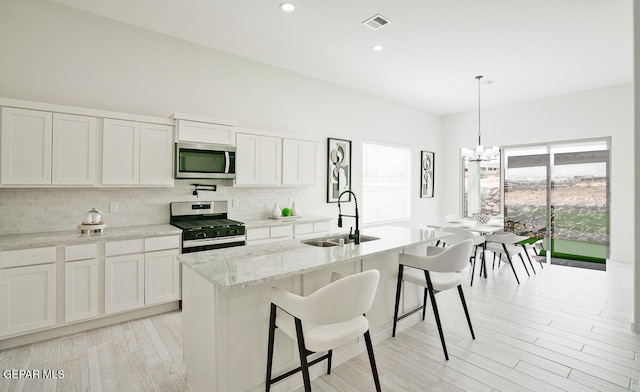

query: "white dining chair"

left=485, top=232, right=532, bottom=284
left=266, top=270, right=381, bottom=392
left=440, top=227, right=485, bottom=286
left=392, top=240, right=475, bottom=360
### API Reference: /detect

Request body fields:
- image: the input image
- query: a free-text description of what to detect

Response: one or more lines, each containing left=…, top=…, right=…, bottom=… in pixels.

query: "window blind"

left=362, top=141, right=412, bottom=224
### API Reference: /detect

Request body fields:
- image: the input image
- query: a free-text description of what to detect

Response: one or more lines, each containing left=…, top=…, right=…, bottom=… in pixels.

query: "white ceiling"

left=51, top=0, right=632, bottom=115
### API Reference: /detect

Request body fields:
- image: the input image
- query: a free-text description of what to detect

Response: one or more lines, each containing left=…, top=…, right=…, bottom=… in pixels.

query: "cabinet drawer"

left=65, top=243, right=98, bottom=262
left=270, top=225, right=293, bottom=238
left=246, top=228, right=270, bottom=241
left=145, top=235, right=180, bottom=252
left=105, top=239, right=144, bottom=256
left=314, top=221, right=331, bottom=233
left=294, top=223, right=313, bottom=235
left=0, top=246, right=56, bottom=269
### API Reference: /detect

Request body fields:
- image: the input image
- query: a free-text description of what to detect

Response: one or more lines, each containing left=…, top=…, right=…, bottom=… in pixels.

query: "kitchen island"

left=178, top=226, right=450, bottom=392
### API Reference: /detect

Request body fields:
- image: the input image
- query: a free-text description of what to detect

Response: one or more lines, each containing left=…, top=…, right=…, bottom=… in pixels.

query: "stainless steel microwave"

left=175, top=142, right=236, bottom=179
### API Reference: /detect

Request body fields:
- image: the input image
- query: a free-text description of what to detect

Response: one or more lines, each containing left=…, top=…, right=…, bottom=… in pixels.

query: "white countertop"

left=0, top=224, right=182, bottom=251
left=178, top=226, right=449, bottom=291
left=241, top=215, right=332, bottom=229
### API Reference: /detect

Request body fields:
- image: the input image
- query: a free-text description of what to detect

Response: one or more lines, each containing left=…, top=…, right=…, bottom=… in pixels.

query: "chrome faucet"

left=337, top=190, right=360, bottom=244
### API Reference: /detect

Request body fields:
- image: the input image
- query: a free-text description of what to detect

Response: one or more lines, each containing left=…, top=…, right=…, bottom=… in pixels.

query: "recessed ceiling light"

left=371, top=45, right=384, bottom=52
left=280, top=3, right=296, bottom=12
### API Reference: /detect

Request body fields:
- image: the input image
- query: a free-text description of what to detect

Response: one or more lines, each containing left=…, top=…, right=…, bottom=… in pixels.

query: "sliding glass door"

left=503, top=139, right=609, bottom=266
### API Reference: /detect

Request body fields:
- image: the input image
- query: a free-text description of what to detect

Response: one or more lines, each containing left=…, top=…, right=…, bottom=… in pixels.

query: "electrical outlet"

left=109, top=202, right=118, bottom=213
left=232, top=199, right=239, bottom=208
left=287, top=197, right=292, bottom=206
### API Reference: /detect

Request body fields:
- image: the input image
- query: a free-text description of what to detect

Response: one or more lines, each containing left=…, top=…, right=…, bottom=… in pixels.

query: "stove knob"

left=195, top=232, right=205, bottom=240
left=215, top=230, right=222, bottom=236
left=229, top=229, right=236, bottom=235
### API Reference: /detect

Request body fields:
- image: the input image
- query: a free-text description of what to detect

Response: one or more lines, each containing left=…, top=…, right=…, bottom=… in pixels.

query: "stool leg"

left=425, top=271, right=448, bottom=360
left=294, top=318, right=312, bottom=392
left=421, top=287, right=428, bottom=320
left=363, top=330, right=382, bottom=392
left=392, top=265, right=404, bottom=337
left=457, top=285, right=475, bottom=339
left=327, top=350, right=333, bottom=375
left=265, top=303, right=277, bottom=392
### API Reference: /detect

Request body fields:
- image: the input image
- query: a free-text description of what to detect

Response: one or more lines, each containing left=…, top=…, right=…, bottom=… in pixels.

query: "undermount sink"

left=301, top=233, right=380, bottom=247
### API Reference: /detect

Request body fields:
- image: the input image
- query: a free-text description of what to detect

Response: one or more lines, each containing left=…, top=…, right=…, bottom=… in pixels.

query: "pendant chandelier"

left=461, top=75, right=499, bottom=161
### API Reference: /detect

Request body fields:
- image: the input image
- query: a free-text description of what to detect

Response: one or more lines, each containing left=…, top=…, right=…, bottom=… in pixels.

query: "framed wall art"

left=327, top=138, right=352, bottom=202
left=420, top=151, right=434, bottom=198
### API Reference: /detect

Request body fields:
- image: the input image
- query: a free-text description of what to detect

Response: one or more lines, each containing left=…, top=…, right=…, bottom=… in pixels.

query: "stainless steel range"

left=170, top=201, right=246, bottom=253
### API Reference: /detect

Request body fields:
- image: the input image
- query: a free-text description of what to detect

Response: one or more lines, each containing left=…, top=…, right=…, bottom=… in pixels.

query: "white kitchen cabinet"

left=0, top=107, right=53, bottom=185
left=52, top=113, right=97, bottom=185
left=103, top=119, right=173, bottom=186
left=65, top=258, right=98, bottom=323
left=103, top=119, right=140, bottom=185
left=64, top=243, right=99, bottom=323
left=104, top=253, right=145, bottom=314
left=282, top=139, right=317, bottom=186
left=176, top=119, right=235, bottom=145
left=145, top=249, right=180, bottom=305
left=235, top=133, right=281, bottom=186
left=140, top=123, right=173, bottom=185
left=0, top=263, right=56, bottom=337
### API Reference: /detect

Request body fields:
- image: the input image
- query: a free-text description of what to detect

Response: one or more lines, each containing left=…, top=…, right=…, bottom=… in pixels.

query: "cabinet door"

left=1, top=107, right=52, bottom=185
left=0, top=263, right=56, bottom=337
left=283, top=139, right=317, bottom=186
left=52, top=113, right=97, bottom=185
left=65, top=259, right=98, bottom=323
left=103, top=119, right=140, bottom=185
left=144, top=249, right=180, bottom=305
left=177, top=120, right=235, bottom=145
left=140, top=123, right=173, bottom=186
left=235, top=133, right=259, bottom=185
left=104, top=254, right=144, bottom=314
left=258, top=136, right=281, bottom=185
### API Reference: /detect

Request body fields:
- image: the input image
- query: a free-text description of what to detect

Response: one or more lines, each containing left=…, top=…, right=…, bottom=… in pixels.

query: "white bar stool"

left=392, top=240, right=475, bottom=360
left=265, top=269, right=382, bottom=392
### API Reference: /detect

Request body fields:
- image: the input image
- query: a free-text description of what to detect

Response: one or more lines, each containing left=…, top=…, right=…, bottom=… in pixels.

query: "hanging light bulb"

left=462, top=75, right=500, bottom=161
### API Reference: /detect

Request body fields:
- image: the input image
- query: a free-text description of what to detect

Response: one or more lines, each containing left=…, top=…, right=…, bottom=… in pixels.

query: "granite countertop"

left=241, top=215, right=332, bottom=229
left=178, top=226, right=450, bottom=291
left=0, top=224, right=182, bottom=251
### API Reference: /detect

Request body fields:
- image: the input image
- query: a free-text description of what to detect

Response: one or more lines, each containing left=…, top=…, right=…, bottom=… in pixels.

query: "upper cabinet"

left=103, top=119, right=173, bottom=186
left=235, top=132, right=317, bottom=187
left=53, top=113, right=97, bottom=185
left=235, top=133, right=282, bottom=186
left=1, top=107, right=52, bottom=185
left=1, top=107, right=97, bottom=186
left=171, top=113, right=236, bottom=145
left=282, top=139, right=317, bottom=186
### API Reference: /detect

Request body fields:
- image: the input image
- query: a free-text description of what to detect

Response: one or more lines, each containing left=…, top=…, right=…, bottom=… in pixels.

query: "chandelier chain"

left=476, top=75, right=482, bottom=147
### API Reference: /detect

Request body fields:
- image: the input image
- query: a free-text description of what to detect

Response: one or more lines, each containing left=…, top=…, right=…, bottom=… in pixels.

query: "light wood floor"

left=1, top=259, right=638, bottom=392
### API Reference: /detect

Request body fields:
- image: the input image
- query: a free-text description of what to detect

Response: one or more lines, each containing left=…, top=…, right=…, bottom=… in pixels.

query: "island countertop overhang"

left=178, top=226, right=449, bottom=291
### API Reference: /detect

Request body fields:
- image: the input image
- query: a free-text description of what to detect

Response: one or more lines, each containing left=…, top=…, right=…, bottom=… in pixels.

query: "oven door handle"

left=182, top=235, right=246, bottom=248
left=225, top=151, right=231, bottom=174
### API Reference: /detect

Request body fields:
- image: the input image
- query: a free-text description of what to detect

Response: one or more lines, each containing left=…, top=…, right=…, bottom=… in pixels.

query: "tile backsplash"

left=0, top=181, right=316, bottom=235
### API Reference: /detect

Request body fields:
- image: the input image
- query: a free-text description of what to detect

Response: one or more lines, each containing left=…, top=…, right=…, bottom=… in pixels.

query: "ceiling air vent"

left=362, top=14, right=391, bottom=30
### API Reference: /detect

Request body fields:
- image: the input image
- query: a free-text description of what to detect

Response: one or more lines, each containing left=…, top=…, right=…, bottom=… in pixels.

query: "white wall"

left=442, top=83, right=634, bottom=263
left=0, top=0, right=442, bottom=234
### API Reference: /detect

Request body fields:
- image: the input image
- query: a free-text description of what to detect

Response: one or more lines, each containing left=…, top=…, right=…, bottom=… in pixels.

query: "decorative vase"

left=271, top=203, right=282, bottom=218
left=291, top=201, right=299, bottom=216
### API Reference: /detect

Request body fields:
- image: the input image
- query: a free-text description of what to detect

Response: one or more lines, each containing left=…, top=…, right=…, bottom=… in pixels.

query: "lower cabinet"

left=0, top=263, right=56, bottom=337
left=145, top=249, right=180, bottom=305
left=65, top=258, right=98, bottom=323
left=104, top=253, right=145, bottom=314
